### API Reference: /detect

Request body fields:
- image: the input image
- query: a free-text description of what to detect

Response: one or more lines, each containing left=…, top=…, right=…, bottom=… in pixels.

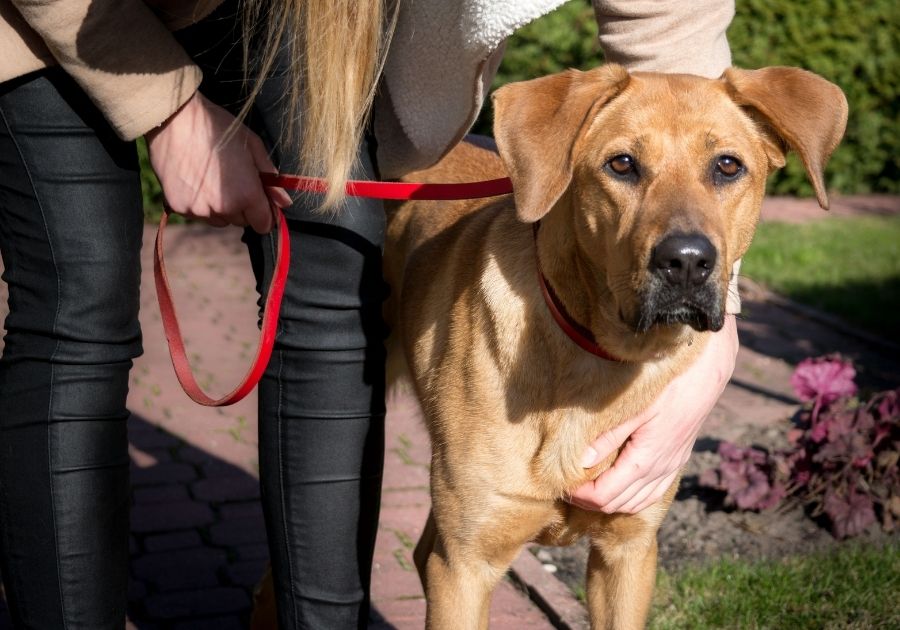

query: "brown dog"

left=383, top=64, right=847, bottom=629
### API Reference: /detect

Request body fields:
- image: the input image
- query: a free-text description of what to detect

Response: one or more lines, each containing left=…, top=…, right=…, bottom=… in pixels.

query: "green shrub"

left=729, top=0, right=899, bottom=195
left=474, top=0, right=899, bottom=195
left=138, top=137, right=165, bottom=222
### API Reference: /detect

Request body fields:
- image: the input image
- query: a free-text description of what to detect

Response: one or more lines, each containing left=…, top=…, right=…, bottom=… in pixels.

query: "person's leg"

left=175, top=5, right=387, bottom=628
left=0, top=68, right=143, bottom=629
left=247, top=170, right=386, bottom=630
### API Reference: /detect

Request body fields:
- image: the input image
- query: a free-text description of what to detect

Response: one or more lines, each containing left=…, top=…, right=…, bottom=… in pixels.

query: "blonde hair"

left=240, top=0, right=396, bottom=209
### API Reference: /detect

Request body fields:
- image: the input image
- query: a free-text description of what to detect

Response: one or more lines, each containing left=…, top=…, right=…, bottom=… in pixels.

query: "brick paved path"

left=0, top=195, right=897, bottom=628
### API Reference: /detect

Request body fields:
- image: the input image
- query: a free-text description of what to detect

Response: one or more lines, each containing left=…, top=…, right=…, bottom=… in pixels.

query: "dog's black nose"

left=651, top=233, right=717, bottom=288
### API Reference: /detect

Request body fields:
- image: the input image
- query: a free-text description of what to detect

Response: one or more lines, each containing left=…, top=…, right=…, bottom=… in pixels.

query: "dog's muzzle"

left=634, top=232, right=724, bottom=333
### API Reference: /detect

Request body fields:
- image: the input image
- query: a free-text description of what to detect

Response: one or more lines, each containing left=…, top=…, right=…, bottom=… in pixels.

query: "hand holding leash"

left=146, top=91, right=292, bottom=233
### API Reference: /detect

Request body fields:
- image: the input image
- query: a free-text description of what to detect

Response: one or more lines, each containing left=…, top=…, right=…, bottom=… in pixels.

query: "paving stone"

left=143, top=530, right=203, bottom=553
left=133, top=484, right=190, bottom=505
left=131, top=462, right=197, bottom=487
left=379, top=486, right=430, bottom=509
left=133, top=548, right=227, bottom=591
left=218, top=500, right=263, bottom=520
left=173, top=617, right=245, bottom=630
left=490, top=580, right=555, bottom=628
left=370, top=561, right=422, bottom=602
left=131, top=500, right=215, bottom=533
left=191, top=476, right=260, bottom=502
left=369, top=598, right=426, bottom=630
left=236, top=543, right=270, bottom=561
left=128, top=424, right=182, bottom=449
left=175, top=445, right=219, bottom=465
left=224, top=558, right=268, bottom=588
left=197, top=458, right=253, bottom=479
left=143, top=587, right=249, bottom=620
left=208, top=514, right=267, bottom=546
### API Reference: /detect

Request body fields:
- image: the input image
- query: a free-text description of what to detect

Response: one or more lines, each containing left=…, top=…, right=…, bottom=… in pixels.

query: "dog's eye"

left=607, top=154, right=636, bottom=176
left=715, top=156, right=743, bottom=178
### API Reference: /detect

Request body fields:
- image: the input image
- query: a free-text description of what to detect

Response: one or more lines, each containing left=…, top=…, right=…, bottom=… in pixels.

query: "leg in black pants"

left=0, top=69, right=142, bottom=629
left=176, top=5, right=387, bottom=628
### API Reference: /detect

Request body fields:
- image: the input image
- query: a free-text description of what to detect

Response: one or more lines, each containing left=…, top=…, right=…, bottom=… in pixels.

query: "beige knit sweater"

left=0, top=0, right=221, bottom=139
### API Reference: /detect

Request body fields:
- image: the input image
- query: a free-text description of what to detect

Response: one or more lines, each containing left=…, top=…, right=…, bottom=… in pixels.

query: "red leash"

left=155, top=173, right=513, bottom=406
left=260, top=172, right=513, bottom=200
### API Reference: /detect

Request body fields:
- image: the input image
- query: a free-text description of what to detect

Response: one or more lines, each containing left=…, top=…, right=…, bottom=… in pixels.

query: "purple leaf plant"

left=701, top=355, right=900, bottom=539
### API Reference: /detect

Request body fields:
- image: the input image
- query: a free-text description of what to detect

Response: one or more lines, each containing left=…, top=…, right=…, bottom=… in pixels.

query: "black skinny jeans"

left=0, top=4, right=386, bottom=628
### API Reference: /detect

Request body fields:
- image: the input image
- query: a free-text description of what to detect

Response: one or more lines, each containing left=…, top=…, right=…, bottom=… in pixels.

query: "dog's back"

left=383, top=136, right=511, bottom=391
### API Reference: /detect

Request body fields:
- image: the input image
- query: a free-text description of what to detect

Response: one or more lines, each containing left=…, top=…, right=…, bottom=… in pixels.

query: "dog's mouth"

left=627, top=283, right=724, bottom=333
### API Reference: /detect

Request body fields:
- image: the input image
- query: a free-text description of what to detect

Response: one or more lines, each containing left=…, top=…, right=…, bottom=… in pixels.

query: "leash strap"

left=156, top=173, right=513, bottom=406
left=154, top=205, right=290, bottom=407
left=260, top=172, right=512, bottom=200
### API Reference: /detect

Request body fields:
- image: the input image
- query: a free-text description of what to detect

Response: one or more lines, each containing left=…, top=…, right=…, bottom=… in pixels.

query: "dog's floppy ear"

left=723, top=67, right=848, bottom=210
left=492, top=65, right=630, bottom=222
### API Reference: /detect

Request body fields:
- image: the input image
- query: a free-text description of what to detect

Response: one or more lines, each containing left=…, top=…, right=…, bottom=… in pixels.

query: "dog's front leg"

left=419, top=493, right=553, bottom=629
left=413, top=509, right=437, bottom=590
left=586, top=522, right=659, bottom=630
left=421, top=533, right=508, bottom=630
left=584, top=482, right=675, bottom=630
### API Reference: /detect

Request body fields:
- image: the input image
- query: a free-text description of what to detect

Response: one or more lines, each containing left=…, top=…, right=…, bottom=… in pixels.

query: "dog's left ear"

left=723, top=67, right=848, bottom=210
left=492, top=65, right=631, bottom=222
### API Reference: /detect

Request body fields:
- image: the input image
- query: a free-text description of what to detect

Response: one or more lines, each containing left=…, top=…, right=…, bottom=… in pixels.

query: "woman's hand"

left=145, top=92, right=292, bottom=233
left=568, top=315, right=739, bottom=514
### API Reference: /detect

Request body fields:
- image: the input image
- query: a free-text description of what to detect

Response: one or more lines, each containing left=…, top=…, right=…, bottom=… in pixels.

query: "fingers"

left=265, top=186, right=293, bottom=210
left=205, top=216, right=230, bottom=228
left=570, top=431, right=690, bottom=513
left=567, top=456, right=682, bottom=514
left=618, top=469, right=680, bottom=514
left=581, top=408, right=655, bottom=468
left=148, top=92, right=289, bottom=234
left=245, top=135, right=292, bottom=234
left=566, top=479, right=602, bottom=512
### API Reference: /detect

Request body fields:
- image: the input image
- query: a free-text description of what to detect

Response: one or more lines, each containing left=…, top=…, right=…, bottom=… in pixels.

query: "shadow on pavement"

left=0, top=412, right=397, bottom=630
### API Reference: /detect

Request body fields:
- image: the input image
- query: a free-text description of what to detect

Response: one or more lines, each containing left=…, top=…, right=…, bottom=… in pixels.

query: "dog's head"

left=492, top=65, right=847, bottom=339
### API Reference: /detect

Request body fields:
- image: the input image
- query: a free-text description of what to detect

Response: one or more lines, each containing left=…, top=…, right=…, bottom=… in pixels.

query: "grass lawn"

left=649, top=542, right=900, bottom=629
left=742, top=215, right=900, bottom=342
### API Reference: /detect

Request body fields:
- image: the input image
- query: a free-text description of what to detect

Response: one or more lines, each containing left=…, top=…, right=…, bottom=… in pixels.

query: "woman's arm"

left=10, top=0, right=291, bottom=230
left=10, top=0, right=201, bottom=139
left=592, top=0, right=734, bottom=79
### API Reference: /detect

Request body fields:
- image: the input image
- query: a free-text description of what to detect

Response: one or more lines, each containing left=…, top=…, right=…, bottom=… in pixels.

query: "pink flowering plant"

left=700, top=355, right=900, bottom=539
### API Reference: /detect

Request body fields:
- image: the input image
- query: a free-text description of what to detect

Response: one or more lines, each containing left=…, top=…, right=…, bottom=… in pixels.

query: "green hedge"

left=473, top=0, right=899, bottom=196
left=138, top=137, right=165, bottom=221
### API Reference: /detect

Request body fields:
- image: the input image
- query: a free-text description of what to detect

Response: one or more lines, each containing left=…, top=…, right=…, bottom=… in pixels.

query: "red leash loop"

left=155, top=172, right=512, bottom=406
left=154, top=205, right=290, bottom=406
